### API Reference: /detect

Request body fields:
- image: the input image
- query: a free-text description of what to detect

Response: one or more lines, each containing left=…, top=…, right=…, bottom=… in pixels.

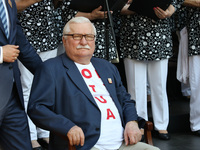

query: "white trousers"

left=189, top=55, right=200, bottom=131
left=176, top=27, right=191, bottom=97
left=18, top=49, right=57, bottom=140
left=124, top=58, right=169, bottom=131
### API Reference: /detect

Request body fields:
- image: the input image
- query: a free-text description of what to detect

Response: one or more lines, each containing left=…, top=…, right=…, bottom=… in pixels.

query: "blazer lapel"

left=0, top=20, right=5, bottom=36
left=92, top=59, right=116, bottom=99
left=6, top=0, right=14, bottom=39
left=61, top=54, right=98, bottom=107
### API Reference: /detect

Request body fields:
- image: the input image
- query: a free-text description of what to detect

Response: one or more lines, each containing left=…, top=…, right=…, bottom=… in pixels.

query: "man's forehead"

left=70, top=22, right=93, bottom=32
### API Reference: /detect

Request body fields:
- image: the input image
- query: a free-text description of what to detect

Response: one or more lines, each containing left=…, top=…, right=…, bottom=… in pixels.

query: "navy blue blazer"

left=0, top=0, right=42, bottom=118
left=28, top=53, right=144, bottom=150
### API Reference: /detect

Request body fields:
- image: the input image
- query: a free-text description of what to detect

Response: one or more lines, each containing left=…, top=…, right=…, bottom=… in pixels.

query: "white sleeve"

left=0, top=47, right=3, bottom=64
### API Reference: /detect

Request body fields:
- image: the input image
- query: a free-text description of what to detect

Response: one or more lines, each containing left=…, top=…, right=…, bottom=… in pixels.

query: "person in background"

left=0, top=0, right=42, bottom=149
left=28, top=16, right=159, bottom=150
left=173, top=3, right=191, bottom=101
left=183, top=0, right=200, bottom=136
left=14, top=0, right=73, bottom=149
left=119, top=0, right=184, bottom=140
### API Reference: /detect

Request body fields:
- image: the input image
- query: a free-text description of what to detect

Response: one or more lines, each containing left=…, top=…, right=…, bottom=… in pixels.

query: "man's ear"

left=62, top=36, right=66, bottom=44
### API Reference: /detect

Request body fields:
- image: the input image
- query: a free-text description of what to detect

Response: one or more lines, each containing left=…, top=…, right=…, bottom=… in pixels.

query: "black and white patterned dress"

left=119, top=0, right=183, bottom=61
left=18, top=0, right=118, bottom=60
left=187, top=7, right=200, bottom=56
left=172, top=4, right=187, bottom=32
left=17, top=0, right=76, bottom=53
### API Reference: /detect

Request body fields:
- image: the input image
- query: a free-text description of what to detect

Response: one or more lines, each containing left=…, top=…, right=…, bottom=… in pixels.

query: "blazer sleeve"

left=16, top=18, right=42, bottom=74
left=28, top=62, right=75, bottom=136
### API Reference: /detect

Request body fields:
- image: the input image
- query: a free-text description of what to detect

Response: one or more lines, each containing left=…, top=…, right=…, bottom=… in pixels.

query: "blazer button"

left=95, top=128, right=100, bottom=131
left=9, top=65, right=13, bottom=69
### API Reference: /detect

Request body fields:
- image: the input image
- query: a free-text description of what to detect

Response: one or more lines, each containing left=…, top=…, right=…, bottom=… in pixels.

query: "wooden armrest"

left=144, top=121, right=154, bottom=145
left=68, top=145, right=76, bottom=150
left=67, top=139, right=76, bottom=150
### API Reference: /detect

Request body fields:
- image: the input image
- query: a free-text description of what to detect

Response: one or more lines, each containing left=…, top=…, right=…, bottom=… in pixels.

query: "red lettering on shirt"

left=107, top=109, right=116, bottom=120
left=95, top=96, right=107, bottom=103
left=89, top=85, right=96, bottom=92
left=81, top=69, right=92, bottom=79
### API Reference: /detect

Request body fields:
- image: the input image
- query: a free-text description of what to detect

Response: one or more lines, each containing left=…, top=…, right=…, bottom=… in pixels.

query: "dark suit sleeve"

left=16, top=19, right=42, bottom=74
left=28, top=63, right=75, bottom=136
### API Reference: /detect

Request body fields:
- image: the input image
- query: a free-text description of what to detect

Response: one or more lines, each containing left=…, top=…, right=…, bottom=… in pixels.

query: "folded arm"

left=183, top=0, right=200, bottom=7
left=75, top=6, right=111, bottom=20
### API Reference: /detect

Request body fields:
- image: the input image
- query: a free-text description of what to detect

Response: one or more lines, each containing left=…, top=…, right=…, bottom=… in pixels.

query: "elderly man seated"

left=28, top=16, right=160, bottom=150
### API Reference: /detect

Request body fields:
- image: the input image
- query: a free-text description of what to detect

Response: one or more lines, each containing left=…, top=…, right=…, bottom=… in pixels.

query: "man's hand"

left=3, top=45, right=20, bottom=63
left=67, top=125, right=85, bottom=146
left=124, top=121, right=142, bottom=145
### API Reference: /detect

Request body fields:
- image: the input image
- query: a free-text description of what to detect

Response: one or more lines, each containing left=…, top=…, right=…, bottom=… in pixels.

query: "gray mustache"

left=76, top=45, right=91, bottom=49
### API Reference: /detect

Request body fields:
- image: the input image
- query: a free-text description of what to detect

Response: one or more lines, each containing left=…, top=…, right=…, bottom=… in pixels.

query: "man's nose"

left=80, top=36, right=88, bottom=45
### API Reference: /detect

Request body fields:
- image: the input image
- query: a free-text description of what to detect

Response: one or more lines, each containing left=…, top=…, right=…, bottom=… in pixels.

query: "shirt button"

left=9, top=65, right=13, bottom=69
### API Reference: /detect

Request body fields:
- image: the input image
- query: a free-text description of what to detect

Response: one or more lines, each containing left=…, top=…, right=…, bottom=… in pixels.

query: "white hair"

left=63, top=17, right=96, bottom=35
